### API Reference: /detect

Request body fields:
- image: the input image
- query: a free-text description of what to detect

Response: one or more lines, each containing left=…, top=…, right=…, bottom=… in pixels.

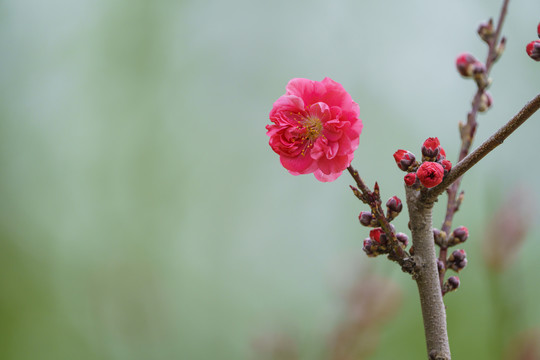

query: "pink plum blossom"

left=266, top=78, right=362, bottom=182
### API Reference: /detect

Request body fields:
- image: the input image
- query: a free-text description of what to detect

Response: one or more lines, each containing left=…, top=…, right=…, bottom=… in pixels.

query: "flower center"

left=302, top=116, right=323, bottom=141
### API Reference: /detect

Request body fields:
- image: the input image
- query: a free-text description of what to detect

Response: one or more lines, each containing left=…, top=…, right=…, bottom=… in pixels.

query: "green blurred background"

left=1, top=0, right=539, bottom=359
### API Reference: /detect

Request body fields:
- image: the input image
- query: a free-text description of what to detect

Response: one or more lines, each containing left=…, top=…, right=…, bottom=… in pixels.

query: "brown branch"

left=427, top=93, right=540, bottom=202
left=405, top=188, right=451, bottom=359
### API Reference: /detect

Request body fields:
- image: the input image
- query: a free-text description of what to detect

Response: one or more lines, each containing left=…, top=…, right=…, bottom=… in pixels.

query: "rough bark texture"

left=406, top=186, right=451, bottom=360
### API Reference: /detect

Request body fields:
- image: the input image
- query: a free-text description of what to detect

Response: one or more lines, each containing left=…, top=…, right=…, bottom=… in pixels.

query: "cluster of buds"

left=434, top=226, right=469, bottom=294
left=363, top=227, right=409, bottom=257
left=394, top=137, right=452, bottom=189
left=454, top=17, right=509, bottom=112
left=447, top=226, right=469, bottom=247
left=359, top=194, right=409, bottom=257
left=525, top=22, right=540, bottom=61
left=358, top=195, right=404, bottom=227
left=447, top=249, right=468, bottom=272
left=433, top=226, right=469, bottom=248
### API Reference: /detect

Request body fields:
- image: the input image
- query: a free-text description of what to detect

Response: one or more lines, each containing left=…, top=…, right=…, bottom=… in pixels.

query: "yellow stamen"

left=302, top=116, right=323, bottom=141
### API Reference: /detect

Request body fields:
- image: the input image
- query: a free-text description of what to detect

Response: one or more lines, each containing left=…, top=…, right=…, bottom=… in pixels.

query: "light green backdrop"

left=1, top=0, right=539, bottom=359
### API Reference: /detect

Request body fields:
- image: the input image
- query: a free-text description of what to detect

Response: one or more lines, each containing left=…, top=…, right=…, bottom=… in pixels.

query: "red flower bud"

left=478, top=92, right=493, bottom=112
left=393, top=149, right=416, bottom=171
left=404, top=173, right=417, bottom=186
left=422, top=137, right=441, bottom=159
left=526, top=40, right=540, bottom=61
left=369, top=228, right=383, bottom=243
left=538, top=22, right=540, bottom=38
left=453, top=226, right=469, bottom=243
left=417, top=162, right=444, bottom=188
left=441, top=159, right=452, bottom=174
left=456, top=53, right=480, bottom=77
left=437, top=147, right=446, bottom=161
left=386, top=196, right=403, bottom=214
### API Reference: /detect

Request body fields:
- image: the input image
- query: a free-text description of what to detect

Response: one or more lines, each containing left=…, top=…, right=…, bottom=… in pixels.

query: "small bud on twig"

left=477, top=18, right=495, bottom=43
left=358, top=211, right=374, bottom=227
left=526, top=40, right=540, bottom=61
left=477, top=92, right=493, bottom=112
left=393, top=150, right=416, bottom=171
left=386, top=196, right=403, bottom=220
left=421, top=137, right=441, bottom=160
left=442, top=276, right=460, bottom=295
left=456, top=53, right=481, bottom=77
left=447, top=249, right=468, bottom=272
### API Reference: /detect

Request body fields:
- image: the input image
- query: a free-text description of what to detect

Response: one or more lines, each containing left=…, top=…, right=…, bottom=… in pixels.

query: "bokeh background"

left=1, top=0, right=539, bottom=359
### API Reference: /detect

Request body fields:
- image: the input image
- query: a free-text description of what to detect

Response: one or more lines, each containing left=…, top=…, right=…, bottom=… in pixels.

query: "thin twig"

left=427, top=93, right=540, bottom=201
left=347, top=166, right=415, bottom=274
left=437, top=0, right=511, bottom=289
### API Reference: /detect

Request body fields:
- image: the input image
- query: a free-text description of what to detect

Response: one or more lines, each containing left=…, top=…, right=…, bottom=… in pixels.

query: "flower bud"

left=363, top=238, right=377, bottom=257
left=452, top=226, right=469, bottom=243
left=495, top=37, right=506, bottom=61
left=437, top=259, right=445, bottom=273
left=472, top=62, right=489, bottom=89
left=472, top=61, right=487, bottom=76
left=386, top=196, right=403, bottom=219
left=443, top=276, right=460, bottom=294
left=433, top=228, right=447, bottom=247
left=440, top=159, right=452, bottom=175
left=417, top=162, right=444, bottom=188
left=396, top=232, right=409, bottom=249
left=421, top=137, right=441, bottom=160
left=526, top=40, right=540, bottom=61
left=437, top=147, right=447, bottom=161
left=456, top=53, right=479, bottom=77
left=393, top=150, right=416, bottom=171
left=358, top=211, right=374, bottom=227
left=448, top=276, right=460, bottom=289
left=452, top=249, right=466, bottom=261
left=447, top=249, right=468, bottom=272
left=404, top=173, right=417, bottom=187
left=478, top=92, right=493, bottom=112
left=538, top=22, right=540, bottom=38
left=369, top=228, right=383, bottom=243
left=477, top=18, right=495, bottom=43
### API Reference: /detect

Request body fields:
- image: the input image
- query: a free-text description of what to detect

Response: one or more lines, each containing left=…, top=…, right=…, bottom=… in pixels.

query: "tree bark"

left=406, top=187, right=451, bottom=360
